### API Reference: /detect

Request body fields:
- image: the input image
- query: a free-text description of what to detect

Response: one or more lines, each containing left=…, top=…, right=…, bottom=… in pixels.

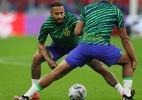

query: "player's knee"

left=117, top=52, right=132, bottom=65
left=32, top=53, right=44, bottom=64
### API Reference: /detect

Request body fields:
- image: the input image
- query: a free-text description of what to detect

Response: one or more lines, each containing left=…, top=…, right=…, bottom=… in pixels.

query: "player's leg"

left=32, top=42, right=63, bottom=100
left=84, top=44, right=135, bottom=99
left=38, top=60, right=75, bottom=88
left=31, top=43, right=73, bottom=100
left=95, top=44, right=135, bottom=99
left=31, top=42, right=70, bottom=85
left=30, top=50, right=46, bottom=100
left=87, top=59, right=124, bottom=96
left=115, top=52, right=135, bottom=99
left=14, top=45, right=85, bottom=100
left=14, top=60, right=75, bottom=100
left=31, top=51, right=46, bottom=84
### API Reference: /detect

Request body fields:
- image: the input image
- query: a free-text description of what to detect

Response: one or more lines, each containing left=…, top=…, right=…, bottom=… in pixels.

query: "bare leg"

left=87, top=59, right=118, bottom=87
left=15, top=59, right=123, bottom=99
left=116, top=52, right=134, bottom=97
left=21, top=60, right=75, bottom=98
left=87, top=59, right=124, bottom=96
left=38, top=59, right=75, bottom=88
left=116, top=52, right=134, bottom=78
left=31, top=51, right=45, bottom=80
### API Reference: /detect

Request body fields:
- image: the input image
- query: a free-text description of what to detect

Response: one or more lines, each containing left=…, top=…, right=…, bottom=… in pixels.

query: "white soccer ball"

left=68, top=84, right=87, bottom=100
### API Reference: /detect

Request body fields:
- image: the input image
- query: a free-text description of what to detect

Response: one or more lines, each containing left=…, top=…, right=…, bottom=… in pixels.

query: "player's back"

left=80, top=1, right=124, bottom=45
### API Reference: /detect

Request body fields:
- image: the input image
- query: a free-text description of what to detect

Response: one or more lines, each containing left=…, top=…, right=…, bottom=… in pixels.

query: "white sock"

left=114, top=83, right=124, bottom=96
left=24, top=83, right=42, bottom=97
left=123, top=78, right=133, bottom=97
left=32, top=79, right=39, bottom=85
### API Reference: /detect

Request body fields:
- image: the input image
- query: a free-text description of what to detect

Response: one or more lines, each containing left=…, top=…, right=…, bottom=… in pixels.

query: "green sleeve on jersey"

left=79, top=8, right=85, bottom=22
left=38, top=22, right=49, bottom=43
left=38, top=17, right=51, bottom=43
left=116, top=9, right=125, bottom=28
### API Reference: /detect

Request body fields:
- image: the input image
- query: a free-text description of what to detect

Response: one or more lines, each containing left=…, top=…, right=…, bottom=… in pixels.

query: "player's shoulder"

left=42, top=16, right=53, bottom=24
left=41, top=16, right=54, bottom=29
left=45, top=15, right=53, bottom=22
left=64, top=12, right=78, bottom=22
left=111, top=4, right=123, bottom=14
left=84, top=2, right=98, bottom=10
left=65, top=12, right=77, bottom=18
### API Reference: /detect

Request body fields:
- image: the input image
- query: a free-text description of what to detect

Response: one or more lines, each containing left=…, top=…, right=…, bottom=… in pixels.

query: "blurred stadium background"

left=0, top=0, right=142, bottom=100
left=0, top=0, right=142, bottom=38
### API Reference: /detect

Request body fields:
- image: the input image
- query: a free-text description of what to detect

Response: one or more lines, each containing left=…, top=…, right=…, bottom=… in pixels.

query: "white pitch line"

left=0, top=56, right=31, bottom=66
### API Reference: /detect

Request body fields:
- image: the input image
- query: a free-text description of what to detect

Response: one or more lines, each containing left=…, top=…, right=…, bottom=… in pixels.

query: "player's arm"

left=74, top=20, right=84, bottom=36
left=38, top=21, right=57, bottom=69
left=38, top=24, right=52, bottom=64
left=118, top=28, right=137, bottom=70
left=38, top=41, right=57, bottom=69
left=38, top=41, right=51, bottom=62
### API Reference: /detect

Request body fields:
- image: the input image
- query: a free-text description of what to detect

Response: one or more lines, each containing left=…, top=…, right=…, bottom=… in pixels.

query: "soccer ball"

left=68, top=84, right=87, bottom=100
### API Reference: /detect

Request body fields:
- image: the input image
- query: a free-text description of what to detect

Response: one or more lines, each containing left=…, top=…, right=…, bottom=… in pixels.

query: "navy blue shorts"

left=46, top=42, right=75, bottom=61
left=65, top=44, right=122, bottom=67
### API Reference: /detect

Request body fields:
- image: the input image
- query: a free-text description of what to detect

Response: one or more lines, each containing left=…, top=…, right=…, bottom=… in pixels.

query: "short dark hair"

left=51, top=1, right=63, bottom=8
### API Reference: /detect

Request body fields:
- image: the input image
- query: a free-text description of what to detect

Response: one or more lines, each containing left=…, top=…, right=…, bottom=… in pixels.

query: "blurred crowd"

left=0, top=0, right=130, bottom=15
left=0, top=0, right=85, bottom=14
left=0, top=0, right=142, bottom=37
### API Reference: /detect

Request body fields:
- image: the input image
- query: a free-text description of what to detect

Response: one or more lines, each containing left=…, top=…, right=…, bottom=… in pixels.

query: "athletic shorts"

left=46, top=42, right=75, bottom=61
left=65, top=44, right=122, bottom=67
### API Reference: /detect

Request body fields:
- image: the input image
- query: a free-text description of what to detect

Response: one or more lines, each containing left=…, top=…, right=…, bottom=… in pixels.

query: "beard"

left=55, top=18, right=64, bottom=24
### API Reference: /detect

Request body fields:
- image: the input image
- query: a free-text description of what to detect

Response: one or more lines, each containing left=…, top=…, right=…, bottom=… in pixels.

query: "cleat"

left=131, top=89, right=135, bottom=97
left=14, top=96, right=29, bottom=100
left=122, top=89, right=135, bottom=100
left=30, top=93, right=40, bottom=100
left=122, top=95, right=133, bottom=100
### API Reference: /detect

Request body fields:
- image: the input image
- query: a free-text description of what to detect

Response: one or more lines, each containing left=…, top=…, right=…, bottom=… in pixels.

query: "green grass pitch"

left=0, top=36, right=141, bottom=100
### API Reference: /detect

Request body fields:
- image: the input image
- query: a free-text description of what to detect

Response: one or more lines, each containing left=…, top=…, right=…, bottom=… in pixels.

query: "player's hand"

left=132, top=60, right=137, bottom=71
left=130, top=56, right=137, bottom=71
left=48, top=60, right=58, bottom=70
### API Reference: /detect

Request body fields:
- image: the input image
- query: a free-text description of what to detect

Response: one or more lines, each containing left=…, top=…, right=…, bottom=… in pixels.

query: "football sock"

left=32, top=79, right=39, bottom=85
left=114, top=83, right=124, bottom=96
left=123, top=77, right=133, bottom=97
left=24, top=83, right=42, bottom=97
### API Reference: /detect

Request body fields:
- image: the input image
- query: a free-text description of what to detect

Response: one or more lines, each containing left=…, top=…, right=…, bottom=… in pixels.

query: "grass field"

left=0, top=36, right=142, bottom=100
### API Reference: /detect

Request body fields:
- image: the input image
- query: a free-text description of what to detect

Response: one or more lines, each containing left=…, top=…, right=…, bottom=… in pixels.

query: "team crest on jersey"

left=63, top=27, right=70, bottom=36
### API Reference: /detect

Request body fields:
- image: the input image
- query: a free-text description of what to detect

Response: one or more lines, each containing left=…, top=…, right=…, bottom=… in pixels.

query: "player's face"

left=50, top=6, right=65, bottom=24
